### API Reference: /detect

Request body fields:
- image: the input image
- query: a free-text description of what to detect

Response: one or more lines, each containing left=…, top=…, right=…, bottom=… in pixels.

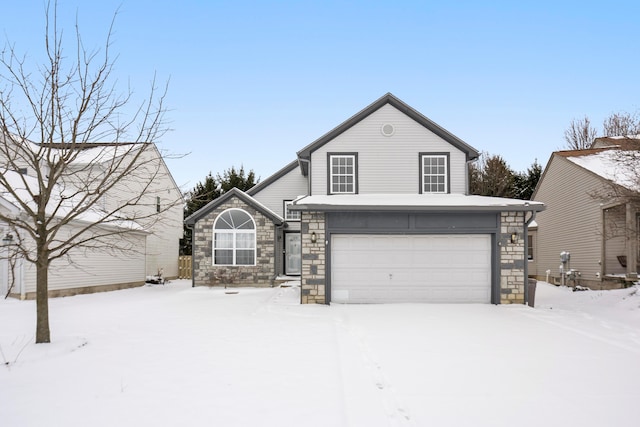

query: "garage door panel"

left=331, top=234, right=492, bottom=303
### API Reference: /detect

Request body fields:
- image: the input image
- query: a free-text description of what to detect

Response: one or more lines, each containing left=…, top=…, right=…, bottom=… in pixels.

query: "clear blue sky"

left=3, top=1, right=640, bottom=189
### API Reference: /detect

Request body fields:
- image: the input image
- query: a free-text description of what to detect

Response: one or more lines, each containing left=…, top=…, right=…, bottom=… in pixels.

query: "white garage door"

left=331, top=234, right=492, bottom=303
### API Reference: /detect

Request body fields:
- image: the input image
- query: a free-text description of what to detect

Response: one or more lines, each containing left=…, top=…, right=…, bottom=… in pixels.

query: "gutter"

left=298, top=158, right=311, bottom=191
left=290, top=204, right=545, bottom=213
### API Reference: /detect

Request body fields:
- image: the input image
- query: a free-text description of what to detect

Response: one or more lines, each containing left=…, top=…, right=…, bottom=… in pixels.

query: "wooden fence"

left=178, top=256, right=192, bottom=279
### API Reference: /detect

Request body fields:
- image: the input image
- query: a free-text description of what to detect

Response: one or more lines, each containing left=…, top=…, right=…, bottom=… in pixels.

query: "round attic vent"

left=381, top=123, right=395, bottom=136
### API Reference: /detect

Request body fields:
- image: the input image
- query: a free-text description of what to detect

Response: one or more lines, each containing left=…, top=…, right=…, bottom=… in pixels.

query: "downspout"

left=524, top=207, right=538, bottom=306
left=465, top=160, right=473, bottom=195
left=299, top=158, right=311, bottom=195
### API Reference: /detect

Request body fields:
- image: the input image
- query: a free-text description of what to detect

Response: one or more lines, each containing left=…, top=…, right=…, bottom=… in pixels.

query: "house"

left=0, top=142, right=183, bottom=299
left=185, top=93, right=545, bottom=304
left=531, top=136, right=639, bottom=288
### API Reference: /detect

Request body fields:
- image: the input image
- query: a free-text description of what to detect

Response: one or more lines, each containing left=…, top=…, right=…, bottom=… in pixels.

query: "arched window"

left=213, top=209, right=256, bottom=266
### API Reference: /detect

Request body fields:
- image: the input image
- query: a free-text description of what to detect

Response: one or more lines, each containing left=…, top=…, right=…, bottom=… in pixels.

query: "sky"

left=2, top=0, right=640, bottom=190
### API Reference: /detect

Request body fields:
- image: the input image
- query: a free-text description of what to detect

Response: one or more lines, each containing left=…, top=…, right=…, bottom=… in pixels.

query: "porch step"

left=273, top=276, right=300, bottom=287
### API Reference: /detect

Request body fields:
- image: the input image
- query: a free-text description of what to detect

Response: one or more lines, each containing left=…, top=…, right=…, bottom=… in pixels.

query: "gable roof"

left=296, top=93, right=480, bottom=175
left=184, top=187, right=284, bottom=226
left=246, top=159, right=299, bottom=196
left=561, top=149, right=639, bottom=192
left=591, top=135, right=640, bottom=150
left=533, top=147, right=639, bottom=199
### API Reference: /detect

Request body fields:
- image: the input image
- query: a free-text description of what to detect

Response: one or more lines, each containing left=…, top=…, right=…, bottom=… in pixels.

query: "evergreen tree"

left=469, top=154, right=541, bottom=200
left=513, top=160, right=542, bottom=200
left=469, top=153, right=515, bottom=197
left=181, top=166, right=258, bottom=255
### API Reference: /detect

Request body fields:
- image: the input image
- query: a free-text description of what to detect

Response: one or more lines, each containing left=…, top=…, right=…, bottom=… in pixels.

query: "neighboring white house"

left=186, top=93, right=545, bottom=305
left=0, top=141, right=183, bottom=299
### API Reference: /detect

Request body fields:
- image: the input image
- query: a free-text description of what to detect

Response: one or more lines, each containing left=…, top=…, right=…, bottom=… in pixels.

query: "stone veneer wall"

left=500, top=211, right=526, bottom=304
left=192, top=197, right=276, bottom=287
left=300, top=211, right=326, bottom=304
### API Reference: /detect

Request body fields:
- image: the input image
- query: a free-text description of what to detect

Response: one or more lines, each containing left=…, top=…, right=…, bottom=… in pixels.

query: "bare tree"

left=0, top=2, right=175, bottom=343
left=564, top=116, right=597, bottom=150
left=603, top=112, right=640, bottom=137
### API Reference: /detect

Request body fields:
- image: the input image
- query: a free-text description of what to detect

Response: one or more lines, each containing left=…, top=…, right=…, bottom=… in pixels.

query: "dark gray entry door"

left=285, top=233, right=301, bottom=275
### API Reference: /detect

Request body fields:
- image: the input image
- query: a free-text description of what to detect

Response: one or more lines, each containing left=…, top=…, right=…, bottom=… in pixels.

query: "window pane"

left=214, top=249, right=233, bottom=265
left=422, top=155, right=447, bottom=193
left=330, top=155, right=356, bottom=194
left=215, top=213, right=233, bottom=229
left=229, top=210, right=254, bottom=229
left=236, top=232, right=255, bottom=249
left=236, top=250, right=255, bottom=265
left=285, top=202, right=301, bottom=221
left=214, top=233, right=233, bottom=249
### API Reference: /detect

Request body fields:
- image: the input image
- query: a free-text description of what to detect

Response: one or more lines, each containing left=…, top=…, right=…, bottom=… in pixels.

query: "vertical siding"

left=310, top=104, right=468, bottom=195
left=533, top=156, right=605, bottom=283
left=251, top=166, right=308, bottom=232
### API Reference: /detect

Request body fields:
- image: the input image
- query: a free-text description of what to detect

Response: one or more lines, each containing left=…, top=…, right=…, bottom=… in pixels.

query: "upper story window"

left=420, top=153, right=449, bottom=193
left=213, top=208, right=256, bottom=266
left=328, top=153, right=357, bottom=194
left=284, top=200, right=301, bottom=221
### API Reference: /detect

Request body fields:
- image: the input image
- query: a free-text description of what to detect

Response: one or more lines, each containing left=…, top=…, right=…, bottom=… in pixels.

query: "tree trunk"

left=35, top=246, right=50, bottom=344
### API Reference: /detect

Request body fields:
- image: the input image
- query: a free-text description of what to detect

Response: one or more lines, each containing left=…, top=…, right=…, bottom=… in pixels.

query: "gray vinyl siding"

left=250, top=166, right=308, bottom=232
left=533, top=155, right=605, bottom=283
left=310, top=104, right=468, bottom=196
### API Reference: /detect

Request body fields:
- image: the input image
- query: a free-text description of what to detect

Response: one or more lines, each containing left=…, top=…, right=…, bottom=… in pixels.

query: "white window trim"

left=284, top=200, right=301, bottom=222
left=212, top=208, right=257, bottom=266
left=329, top=154, right=357, bottom=194
left=421, top=154, right=448, bottom=194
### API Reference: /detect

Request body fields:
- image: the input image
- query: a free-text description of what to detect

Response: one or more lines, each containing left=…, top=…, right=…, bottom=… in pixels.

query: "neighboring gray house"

left=186, top=93, right=544, bottom=304
left=531, top=137, right=639, bottom=288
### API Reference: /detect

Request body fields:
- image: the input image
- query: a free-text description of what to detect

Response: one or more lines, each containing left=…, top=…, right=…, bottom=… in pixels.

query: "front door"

left=285, top=233, right=301, bottom=275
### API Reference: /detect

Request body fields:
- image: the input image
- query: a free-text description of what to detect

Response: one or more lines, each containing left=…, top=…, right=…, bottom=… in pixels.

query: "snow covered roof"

left=564, top=149, right=639, bottom=192
left=0, top=170, right=144, bottom=231
left=290, top=194, right=545, bottom=212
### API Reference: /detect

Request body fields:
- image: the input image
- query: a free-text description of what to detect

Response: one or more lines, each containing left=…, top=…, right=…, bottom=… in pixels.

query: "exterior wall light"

left=510, top=231, right=518, bottom=244
left=2, top=233, right=14, bottom=245
left=311, top=232, right=317, bottom=243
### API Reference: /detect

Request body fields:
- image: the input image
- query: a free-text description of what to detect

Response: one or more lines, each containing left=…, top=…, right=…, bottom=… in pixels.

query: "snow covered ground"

left=1, top=280, right=639, bottom=427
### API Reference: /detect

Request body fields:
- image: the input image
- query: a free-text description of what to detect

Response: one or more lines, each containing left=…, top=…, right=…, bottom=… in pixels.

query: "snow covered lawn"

left=2, top=281, right=640, bottom=426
